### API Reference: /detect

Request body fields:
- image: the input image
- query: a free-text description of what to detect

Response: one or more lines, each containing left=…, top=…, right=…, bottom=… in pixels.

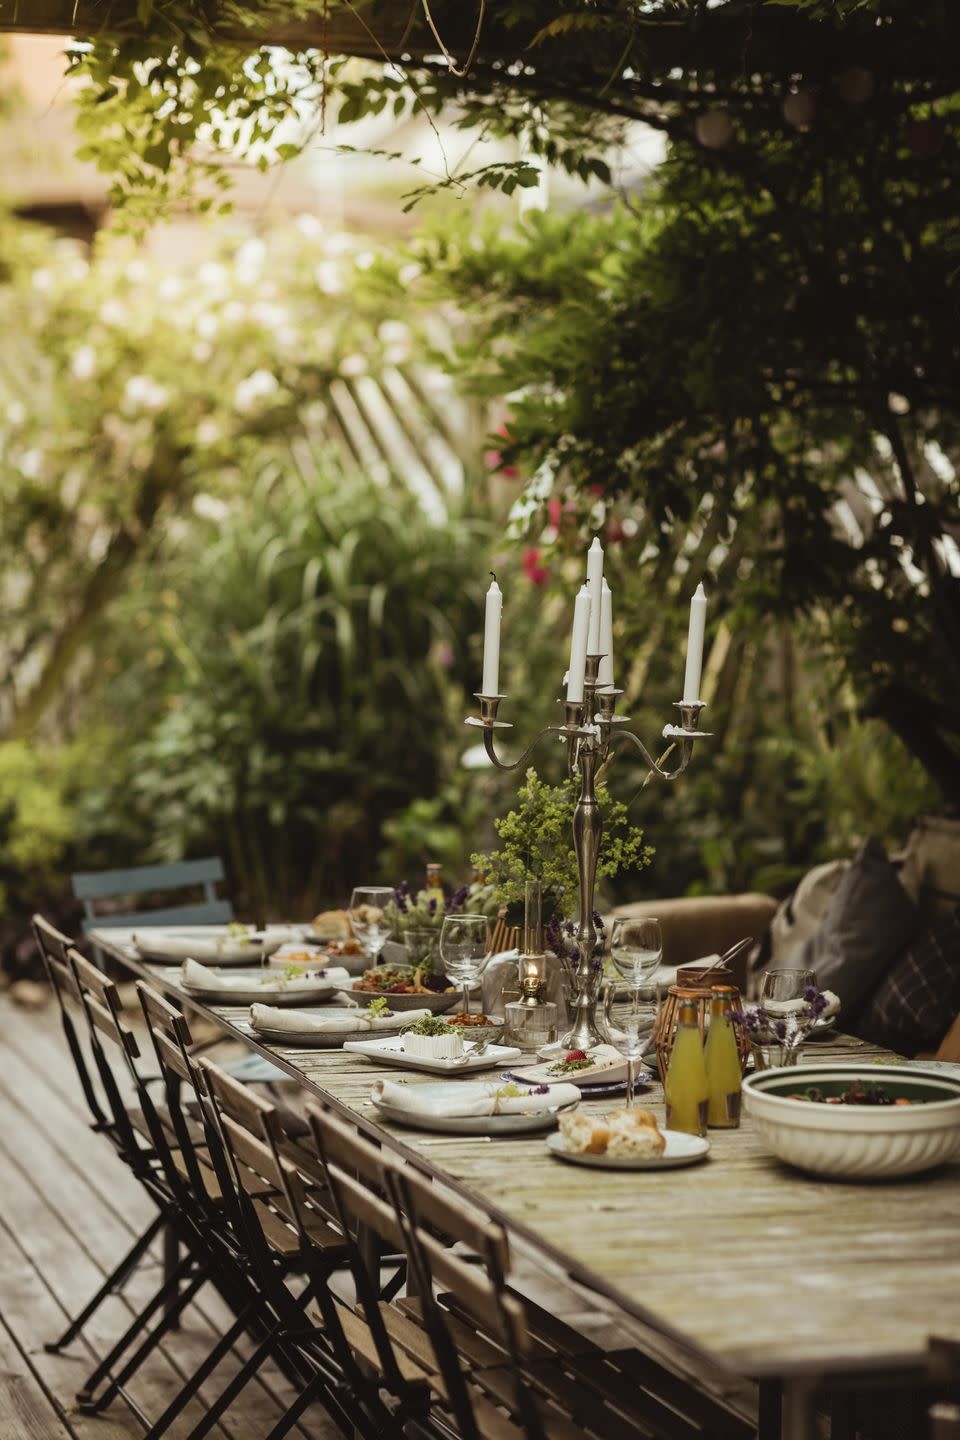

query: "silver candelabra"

left=466, top=655, right=711, bottom=1049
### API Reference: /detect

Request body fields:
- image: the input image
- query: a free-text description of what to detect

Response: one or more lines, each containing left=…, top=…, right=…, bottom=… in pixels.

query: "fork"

left=451, top=1035, right=493, bottom=1066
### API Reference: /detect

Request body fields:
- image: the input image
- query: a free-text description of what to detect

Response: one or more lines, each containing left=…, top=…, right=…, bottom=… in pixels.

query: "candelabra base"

left=559, top=972, right=605, bottom=1051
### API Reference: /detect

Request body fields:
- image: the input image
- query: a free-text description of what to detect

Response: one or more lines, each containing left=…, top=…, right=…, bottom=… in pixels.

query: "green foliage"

left=472, top=766, right=652, bottom=916
left=98, top=459, right=489, bottom=915
left=0, top=742, right=74, bottom=918
left=0, top=217, right=434, bottom=745
left=395, top=118, right=960, bottom=799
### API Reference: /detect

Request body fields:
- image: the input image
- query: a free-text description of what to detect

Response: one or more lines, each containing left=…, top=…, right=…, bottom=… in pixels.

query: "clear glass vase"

left=750, top=1040, right=804, bottom=1071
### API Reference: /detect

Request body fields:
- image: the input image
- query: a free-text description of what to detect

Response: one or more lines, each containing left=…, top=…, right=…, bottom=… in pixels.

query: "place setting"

left=179, top=956, right=354, bottom=1006
left=367, top=1076, right=581, bottom=1135
left=130, top=923, right=292, bottom=966
left=246, top=999, right=437, bottom=1047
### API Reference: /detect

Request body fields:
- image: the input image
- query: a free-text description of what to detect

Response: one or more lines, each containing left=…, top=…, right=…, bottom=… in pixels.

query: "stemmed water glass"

left=348, top=886, right=396, bottom=966
left=439, top=914, right=490, bottom=1016
left=759, top=968, right=817, bottom=1007
left=599, top=979, right=662, bottom=1107
left=610, top=918, right=663, bottom=983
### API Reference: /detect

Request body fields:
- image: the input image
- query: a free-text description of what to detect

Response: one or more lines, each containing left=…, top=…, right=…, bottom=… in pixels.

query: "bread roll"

left=311, top=909, right=353, bottom=940
left=558, top=1111, right=611, bottom=1155
left=606, top=1109, right=665, bottom=1157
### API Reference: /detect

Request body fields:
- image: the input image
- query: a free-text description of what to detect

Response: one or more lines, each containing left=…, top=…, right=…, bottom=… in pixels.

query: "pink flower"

left=485, top=422, right=520, bottom=479
left=522, top=547, right=549, bottom=586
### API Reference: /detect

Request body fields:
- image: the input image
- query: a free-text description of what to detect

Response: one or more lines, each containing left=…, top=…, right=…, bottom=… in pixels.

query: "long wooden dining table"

left=93, top=929, right=960, bottom=1440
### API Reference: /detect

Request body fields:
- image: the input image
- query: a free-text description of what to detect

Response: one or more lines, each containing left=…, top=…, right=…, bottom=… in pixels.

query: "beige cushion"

left=607, top=894, right=778, bottom=988
left=768, top=859, right=848, bottom=968
left=897, top=816, right=960, bottom=921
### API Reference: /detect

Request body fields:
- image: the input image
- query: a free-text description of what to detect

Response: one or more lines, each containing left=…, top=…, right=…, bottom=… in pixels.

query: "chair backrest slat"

left=33, top=914, right=108, bottom=1129
left=73, top=856, right=233, bottom=935
left=70, top=950, right=139, bottom=1059
left=322, top=1159, right=403, bottom=1249
left=136, top=983, right=221, bottom=1208
left=73, top=857, right=225, bottom=901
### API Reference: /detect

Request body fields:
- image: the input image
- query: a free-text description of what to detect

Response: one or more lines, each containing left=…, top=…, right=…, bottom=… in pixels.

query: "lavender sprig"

left=735, top=984, right=830, bottom=1051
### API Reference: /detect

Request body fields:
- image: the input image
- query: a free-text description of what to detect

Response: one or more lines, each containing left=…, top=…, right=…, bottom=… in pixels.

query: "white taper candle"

left=481, top=577, right=503, bottom=695
left=682, top=581, right=707, bottom=703
left=566, top=584, right=592, bottom=703
left=586, top=535, right=604, bottom=654
left=597, top=580, right=614, bottom=689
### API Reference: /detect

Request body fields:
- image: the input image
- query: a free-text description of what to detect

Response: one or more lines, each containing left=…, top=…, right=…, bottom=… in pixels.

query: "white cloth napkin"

left=180, top=958, right=351, bottom=992
left=762, top=989, right=840, bottom=1019
left=371, top=1078, right=581, bottom=1118
left=250, top=1004, right=431, bottom=1034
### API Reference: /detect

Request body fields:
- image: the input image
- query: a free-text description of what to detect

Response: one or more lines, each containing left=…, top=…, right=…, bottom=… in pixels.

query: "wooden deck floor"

left=0, top=992, right=339, bottom=1440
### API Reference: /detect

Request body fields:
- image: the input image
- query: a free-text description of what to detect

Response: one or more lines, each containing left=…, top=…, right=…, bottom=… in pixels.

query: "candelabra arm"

left=478, top=723, right=573, bottom=773
left=607, top=727, right=693, bottom=782
left=465, top=695, right=588, bottom=773
left=606, top=701, right=712, bottom=782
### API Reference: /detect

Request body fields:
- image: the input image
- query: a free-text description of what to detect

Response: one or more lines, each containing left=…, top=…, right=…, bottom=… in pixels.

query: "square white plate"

left=343, top=1035, right=523, bottom=1074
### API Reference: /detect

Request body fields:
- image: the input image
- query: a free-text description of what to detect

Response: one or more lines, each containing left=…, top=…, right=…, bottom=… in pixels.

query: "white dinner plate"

left=132, top=928, right=285, bottom=965
left=372, top=1093, right=579, bottom=1135
left=180, top=969, right=347, bottom=1006
left=248, top=1006, right=412, bottom=1047
left=343, top=1035, right=523, bottom=1074
left=545, top=1129, right=710, bottom=1170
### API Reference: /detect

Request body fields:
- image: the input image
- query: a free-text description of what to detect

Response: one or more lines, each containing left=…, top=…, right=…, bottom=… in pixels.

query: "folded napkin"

left=180, top=958, right=351, bottom=992
left=371, top=1078, right=581, bottom=1119
left=762, top=989, right=840, bottom=1019
left=250, top=1004, right=431, bottom=1035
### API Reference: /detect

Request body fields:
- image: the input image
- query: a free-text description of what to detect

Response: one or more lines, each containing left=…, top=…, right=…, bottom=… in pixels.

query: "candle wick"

left=490, top=571, right=497, bottom=583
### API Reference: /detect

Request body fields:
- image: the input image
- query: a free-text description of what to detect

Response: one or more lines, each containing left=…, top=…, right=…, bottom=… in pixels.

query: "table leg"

left=781, top=1378, right=817, bottom=1440
left=758, top=1380, right=782, bottom=1440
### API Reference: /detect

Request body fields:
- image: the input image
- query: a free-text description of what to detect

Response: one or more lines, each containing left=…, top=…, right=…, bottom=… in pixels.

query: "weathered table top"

left=94, top=929, right=960, bottom=1385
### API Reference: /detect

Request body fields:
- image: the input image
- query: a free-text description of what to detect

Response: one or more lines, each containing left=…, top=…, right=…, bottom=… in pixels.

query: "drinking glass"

left=348, top=886, right=396, bottom=964
left=759, top=968, right=816, bottom=1006
left=439, top=914, right=490, bottom=1016
left=599, top=979, right=661, bottom=1107
left=610, top=918, right=663, bottom=983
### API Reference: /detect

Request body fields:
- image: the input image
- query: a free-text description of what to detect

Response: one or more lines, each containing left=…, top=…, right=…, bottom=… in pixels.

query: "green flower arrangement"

left=471, top=767, right=652, bottom=920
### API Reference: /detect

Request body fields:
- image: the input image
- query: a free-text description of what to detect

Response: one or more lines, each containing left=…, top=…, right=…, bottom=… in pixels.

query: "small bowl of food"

left=446, top=1011, right=505, bottom=1043
left=742, top=1063, right=960, bottom=1180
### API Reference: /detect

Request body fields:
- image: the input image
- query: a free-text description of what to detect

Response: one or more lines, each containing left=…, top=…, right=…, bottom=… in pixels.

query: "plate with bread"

left=546, top=1108, right=710, bottom=1170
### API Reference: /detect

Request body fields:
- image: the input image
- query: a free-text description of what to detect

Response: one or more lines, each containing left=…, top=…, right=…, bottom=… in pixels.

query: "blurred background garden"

left=1, top=3, right=957, bottom=978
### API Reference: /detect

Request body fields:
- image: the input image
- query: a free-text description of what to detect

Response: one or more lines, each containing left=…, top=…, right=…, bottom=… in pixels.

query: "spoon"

left=696, top=935, right=754, bottom=985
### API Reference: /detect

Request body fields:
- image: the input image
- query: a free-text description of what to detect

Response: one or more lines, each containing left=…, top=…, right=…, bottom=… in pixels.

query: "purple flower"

left=446, top=885, right=470, bottom=913
left=530, top=1084, right=549, bottom=1095
left=427, top=897, right=437, bottom=917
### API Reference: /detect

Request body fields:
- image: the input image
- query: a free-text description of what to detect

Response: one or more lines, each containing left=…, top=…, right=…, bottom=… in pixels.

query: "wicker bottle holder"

left=653, top=965, right=750, bottom=1082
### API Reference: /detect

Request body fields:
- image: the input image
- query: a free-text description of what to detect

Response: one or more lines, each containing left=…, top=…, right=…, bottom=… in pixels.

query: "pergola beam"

left=0, top=0, right=958, bottom=90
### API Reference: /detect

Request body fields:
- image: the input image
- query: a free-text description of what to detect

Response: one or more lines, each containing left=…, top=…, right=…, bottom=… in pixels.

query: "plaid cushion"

left=855, top=906, right=960, bottom=1055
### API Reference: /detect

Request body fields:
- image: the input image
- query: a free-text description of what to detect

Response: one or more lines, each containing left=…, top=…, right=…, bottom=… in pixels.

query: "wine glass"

left=348, top=886, right=396, bottom=965
left=439, top=914, right=490, bottom=1016
left=599, top=979, right=661, bottom=1107
left=610, top=918, right=663, bottom=983
left=759, top=968, right=817, bottom=1008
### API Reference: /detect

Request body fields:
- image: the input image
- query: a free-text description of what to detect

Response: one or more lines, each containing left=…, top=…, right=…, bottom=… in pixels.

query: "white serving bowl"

left=742, top=1064, right=960, bottom=1180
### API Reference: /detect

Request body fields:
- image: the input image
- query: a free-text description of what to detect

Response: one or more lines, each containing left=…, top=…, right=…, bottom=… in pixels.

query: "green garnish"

left=547, top=1056, right=595, bottom=1075
left=367, top=997, right=392, bottom=1017
left=402, top=1015, right=463, bottom=1037
left=494, top=1083, right=522, bottom=1098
